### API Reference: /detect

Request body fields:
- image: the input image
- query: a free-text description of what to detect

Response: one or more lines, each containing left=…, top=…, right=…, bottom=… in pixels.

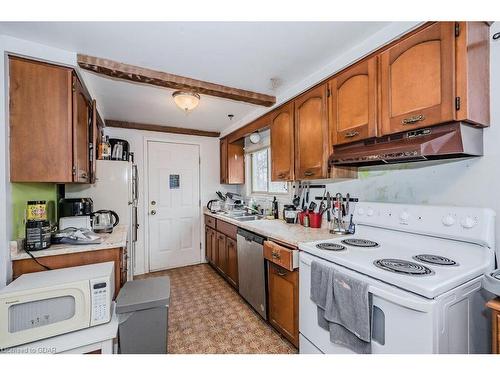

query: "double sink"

left=220, top=211, right=263, bottom=222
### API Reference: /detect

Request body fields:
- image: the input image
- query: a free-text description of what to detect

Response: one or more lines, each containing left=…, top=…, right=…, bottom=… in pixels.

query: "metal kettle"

left=92, top=210, right=119, bottom=233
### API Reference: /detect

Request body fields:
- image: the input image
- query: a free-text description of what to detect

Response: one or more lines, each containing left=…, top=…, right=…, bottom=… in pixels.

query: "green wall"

left=11, top=183, right=57, bottom=240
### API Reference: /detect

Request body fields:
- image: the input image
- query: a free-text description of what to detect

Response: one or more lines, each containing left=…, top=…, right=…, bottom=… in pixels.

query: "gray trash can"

left=116, top=276, right=170, bottom=354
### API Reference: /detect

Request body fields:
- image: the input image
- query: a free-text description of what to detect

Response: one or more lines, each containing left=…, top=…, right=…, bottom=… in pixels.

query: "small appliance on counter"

left=58, top=197, right=94, bottom=231
left=25, top=200, right=51, bottom=251
left=0, top=262, right=114, bottom=349
left=92, top=210, right=120, bottom=233
left=59, top=197, right=94, bottom=217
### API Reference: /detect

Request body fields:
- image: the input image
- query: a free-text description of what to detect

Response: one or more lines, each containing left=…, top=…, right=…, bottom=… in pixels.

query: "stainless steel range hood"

left=329, top=122, right=483, bottom=167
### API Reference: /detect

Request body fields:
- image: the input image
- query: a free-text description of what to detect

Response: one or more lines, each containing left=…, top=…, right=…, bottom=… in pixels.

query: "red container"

left=298, top=211, right=306, bottom=225
left=309, top=212, right=322, bottom=228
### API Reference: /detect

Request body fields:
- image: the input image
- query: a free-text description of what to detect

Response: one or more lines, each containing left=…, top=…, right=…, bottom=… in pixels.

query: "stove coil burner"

left=341, top=239, right=379, bottom=248
left=413, top=254, right=458, bottom=266
left=374, top=259, right=434, bottom=276
left=316, top=243, right=346, bottom=251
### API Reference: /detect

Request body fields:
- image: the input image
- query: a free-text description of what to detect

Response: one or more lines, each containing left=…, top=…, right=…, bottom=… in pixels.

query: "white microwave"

left=0, top=262, right=114, bottom=349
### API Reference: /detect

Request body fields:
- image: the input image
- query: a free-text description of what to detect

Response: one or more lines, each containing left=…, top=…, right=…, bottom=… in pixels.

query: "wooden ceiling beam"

left=78, top=54, right=276, bottom=107
left=106, top=119, right=220, bottom=138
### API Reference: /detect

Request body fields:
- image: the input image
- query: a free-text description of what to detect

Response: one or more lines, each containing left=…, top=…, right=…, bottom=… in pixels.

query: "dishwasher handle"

left=237, top=228, right=266, bottom=244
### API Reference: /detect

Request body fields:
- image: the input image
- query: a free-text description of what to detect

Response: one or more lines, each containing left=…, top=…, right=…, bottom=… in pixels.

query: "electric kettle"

left=92, top=210, right=120, bottom=233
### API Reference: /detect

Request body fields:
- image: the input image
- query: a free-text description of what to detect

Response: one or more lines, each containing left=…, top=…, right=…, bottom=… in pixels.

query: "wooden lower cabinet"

left=205, top=227, right=215, bottom=264
left=205, top=215, right=239, bottom=289
left=486, top=298, right=500, bottom=353
left=225, top=237, right=238, bottom=288
left=12, top=247, right=126, bottom=298
left=216, top=232, right=227, bottom=273
left=267, top=262, right=299, bottom=347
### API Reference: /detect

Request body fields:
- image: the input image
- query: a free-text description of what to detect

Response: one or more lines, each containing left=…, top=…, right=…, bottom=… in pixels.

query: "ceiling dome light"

left=172, top=91, right=200, bottom=112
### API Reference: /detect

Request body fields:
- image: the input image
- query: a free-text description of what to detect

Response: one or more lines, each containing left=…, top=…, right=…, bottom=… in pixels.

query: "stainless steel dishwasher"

left=237, top=228, right=267, bottom=319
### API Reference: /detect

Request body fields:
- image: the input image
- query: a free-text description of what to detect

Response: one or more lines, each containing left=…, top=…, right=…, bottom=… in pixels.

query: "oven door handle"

left=300, top=252, right=432, bottom=313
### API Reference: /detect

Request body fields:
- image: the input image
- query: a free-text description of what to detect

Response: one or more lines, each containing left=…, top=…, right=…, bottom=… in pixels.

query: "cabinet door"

left=227, top=139, right=245, bottom=184
left=329, top=57, right=377, bottom=145
left=212, top=229, right=219, bottom=267
left=270, top=102, right=295, bottom=181
left=220, top=138, right=228, bottom=184
left=294, top=84, right=329, bottom=180
left=380, top=22, right=455, bottom=135
left=216, top=232, right=227, bottom=274
left=9, top=57, right=74, bottom=182
left=225, top=237, right=238, bottom=288
left=90, top=99, right=98, bottom=183
left=268, top=263, right=299, bottom=347
left=72, top=75, right=91, bottom=183
left=205, top=227, right=213, bottom=263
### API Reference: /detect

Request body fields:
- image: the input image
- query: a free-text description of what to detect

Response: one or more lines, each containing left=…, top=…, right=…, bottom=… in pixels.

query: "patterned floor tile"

left=136, top=264, right=297, bottom=354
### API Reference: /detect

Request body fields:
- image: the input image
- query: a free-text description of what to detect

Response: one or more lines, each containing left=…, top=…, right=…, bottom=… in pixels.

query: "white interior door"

left=147, top=141, right=201, bottom=271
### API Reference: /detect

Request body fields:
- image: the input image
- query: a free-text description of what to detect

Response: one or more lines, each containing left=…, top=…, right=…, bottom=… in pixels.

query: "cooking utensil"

left=293, top=183, right=303, bottom=208
left=326, top=192, right=331, bottom=222
left=318, top=190, right=326, bottom=214
left=308, top=201, right=317, bottom=212
left=216, top=191, right=226, bottom=201
left=305, top=182, right=310, bottom=206
left=346, top=193, right=350, bottom=216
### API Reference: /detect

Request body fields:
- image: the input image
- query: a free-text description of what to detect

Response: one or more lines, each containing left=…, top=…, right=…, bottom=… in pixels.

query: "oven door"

left=0, top=280, right=91, bottom=349
left=299, top=251, right=437, bottom=354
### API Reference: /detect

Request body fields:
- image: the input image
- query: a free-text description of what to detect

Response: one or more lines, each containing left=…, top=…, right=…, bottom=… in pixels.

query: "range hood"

left=329, top=122, right=483, bottom=167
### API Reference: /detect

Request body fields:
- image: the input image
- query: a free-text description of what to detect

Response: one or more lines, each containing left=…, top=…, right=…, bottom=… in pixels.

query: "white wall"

left=0, top=35, right=102, bottom=286
left=104, top=127, right=237, bottom=275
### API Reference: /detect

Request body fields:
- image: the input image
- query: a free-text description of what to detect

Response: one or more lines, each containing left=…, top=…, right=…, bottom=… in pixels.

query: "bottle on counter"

left=272, top=196, right=279, bottom=219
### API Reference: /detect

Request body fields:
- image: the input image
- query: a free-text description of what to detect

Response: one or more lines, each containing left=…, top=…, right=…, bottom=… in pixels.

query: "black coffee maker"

left=59, top=198, right=94, bottom=217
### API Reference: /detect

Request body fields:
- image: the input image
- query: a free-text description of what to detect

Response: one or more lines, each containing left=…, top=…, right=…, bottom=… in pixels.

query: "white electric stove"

left=299, top=202, right=496, bottom=354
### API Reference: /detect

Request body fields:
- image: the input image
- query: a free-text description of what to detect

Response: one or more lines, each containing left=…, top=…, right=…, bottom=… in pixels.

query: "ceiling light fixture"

left=172, top=91, right=200, bottom=112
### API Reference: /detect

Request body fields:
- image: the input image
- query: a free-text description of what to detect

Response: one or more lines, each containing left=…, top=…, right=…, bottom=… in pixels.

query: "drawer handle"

left=278, top=173, right=286, bottom=179
left=277, top=270, right=287, bottom=277
left=401, top=114, right=425, bottom=125
left=344, top=130, right=359, bottom=138
left=272, top=251, right=281, bottom=259
left=304, top=170, right=314, bottom=177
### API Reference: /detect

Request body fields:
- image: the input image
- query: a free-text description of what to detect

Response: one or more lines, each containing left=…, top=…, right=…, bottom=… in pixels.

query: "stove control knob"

left=460, top=216, right=477, bottom=229
left=442, top=215, right=456, bottom=227
left=366, top=208, right=374, bottom=217
left=399, top=211, right=410, bottom=223
left=357, top=208, right=365, bottom=216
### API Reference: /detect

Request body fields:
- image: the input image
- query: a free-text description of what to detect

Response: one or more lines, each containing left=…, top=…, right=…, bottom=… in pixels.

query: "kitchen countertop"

left=204, top=208, right=337, bottom=247
left=10, top=224, right=129, bottom=261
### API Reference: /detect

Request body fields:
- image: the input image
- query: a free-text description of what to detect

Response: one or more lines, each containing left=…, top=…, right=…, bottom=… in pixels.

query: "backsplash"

left=11, top=183, right=57, bottom=240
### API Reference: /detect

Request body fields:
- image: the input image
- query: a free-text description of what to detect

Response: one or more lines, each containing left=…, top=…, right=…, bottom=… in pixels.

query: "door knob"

left=150, top=210, right=156, bottom=215
left=151, top=200, right=156, bottom=205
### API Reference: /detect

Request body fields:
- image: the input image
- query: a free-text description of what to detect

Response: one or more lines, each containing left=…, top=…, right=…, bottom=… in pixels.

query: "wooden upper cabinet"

left=455, top=21, right=490, bottom=127
left=73, top=75, right=91, bottom=183
left=380, top=22, right=456, bottom=135
left=220, top=137, right=244, bottom=184
left=294, top=84, right=329, bottom=180
left=9, top=56, right=94, bottom=183
left=270, top=102, right=294, bottom=181
left=9, top=57, right=74, bottom=182
left=220, top=138, right=228, bottom=184
left=329, top=57, right=378, bottom=145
